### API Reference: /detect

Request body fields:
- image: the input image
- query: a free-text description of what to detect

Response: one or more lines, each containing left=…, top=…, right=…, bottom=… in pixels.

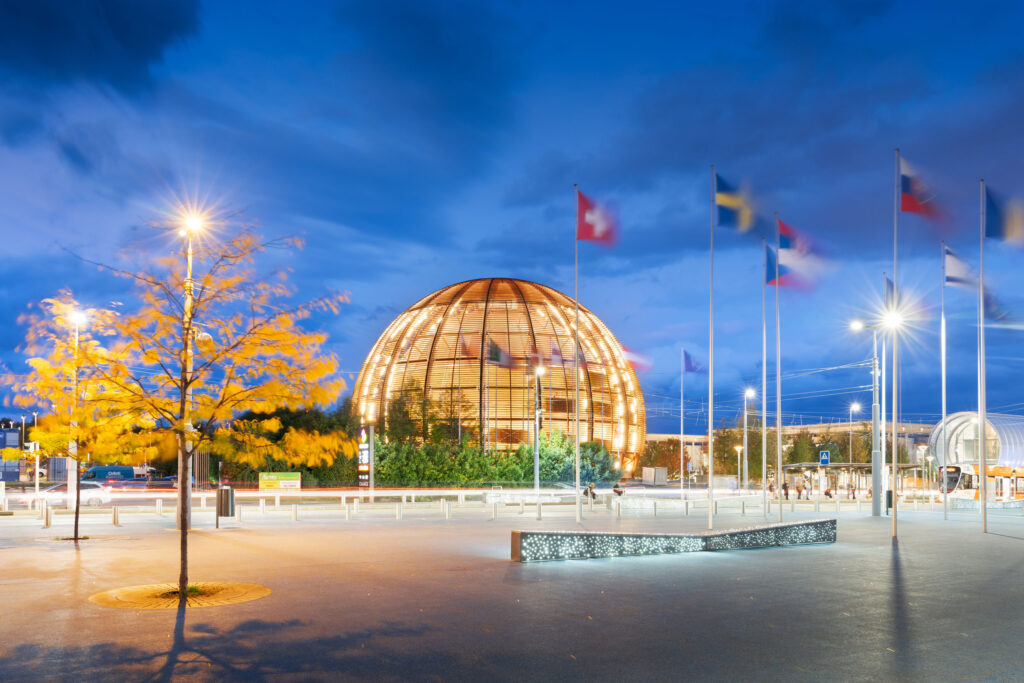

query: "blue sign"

left=819, top=450, right=830, bottom=465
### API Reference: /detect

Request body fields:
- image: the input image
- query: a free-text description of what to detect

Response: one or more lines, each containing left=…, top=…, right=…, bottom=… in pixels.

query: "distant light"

left=744, top=388, right=756, bottom=399
left=734, top=445, right=743, bottom=454
left=185, top=214, right=204, bottom=234
left=69, top=311, right=87, bottom=327
left=851, top=402, right=861, bottom=413
left=849, top=319, right=865, bottom=332
left=535, top=365, right=545, bottom=376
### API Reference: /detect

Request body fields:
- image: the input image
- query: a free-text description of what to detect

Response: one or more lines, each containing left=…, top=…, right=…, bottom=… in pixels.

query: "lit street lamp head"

left=851, top=402, right=861, bottom=413
left=849, top=319, right=864, bottom=332
left=882, top=310, right=903, bottom=329
left=69, top=310, right=87, bottom=327
left=744, top=388, right=756, bottom=399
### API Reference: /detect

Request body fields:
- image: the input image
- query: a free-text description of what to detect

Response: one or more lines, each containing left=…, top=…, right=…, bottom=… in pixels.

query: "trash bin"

left=217, top=486, right=235, bottom=517
left=885, top=490, right=893, bottom=511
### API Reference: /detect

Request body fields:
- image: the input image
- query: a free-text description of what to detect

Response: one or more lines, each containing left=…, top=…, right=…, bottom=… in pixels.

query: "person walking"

left=783, top=481, right=789, bottom=500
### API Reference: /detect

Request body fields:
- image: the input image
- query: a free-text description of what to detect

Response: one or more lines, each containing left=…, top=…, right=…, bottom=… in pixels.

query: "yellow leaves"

left=1, top=448, right=23, bottom=462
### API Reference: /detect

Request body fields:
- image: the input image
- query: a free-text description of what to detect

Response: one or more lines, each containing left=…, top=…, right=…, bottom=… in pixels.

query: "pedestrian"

left=782, top=481, right=789, bottom=500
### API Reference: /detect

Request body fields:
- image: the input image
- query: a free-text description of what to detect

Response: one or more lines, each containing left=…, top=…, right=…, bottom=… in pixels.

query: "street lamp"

left=743, top=388, right=755, bottom=490
left=67, top=310, right=86, bottom=512
left=533, top=364, right=545, bottom=493
left=882, top=307, right=904, bottom=538
left=849, top=319, right=884, bottom=516
left=734, top=445, right=743, bottom=492
left=926, top=455, right=935, bottom=492
left=848, top=402, right=861, bottom=464
left=178, top=212, right=203, bottom=529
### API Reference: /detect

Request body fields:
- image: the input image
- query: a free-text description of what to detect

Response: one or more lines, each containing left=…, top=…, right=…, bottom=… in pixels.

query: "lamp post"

left=533, top=364, right=545, bottom=494
left=850, top=320, right=882, bottom=516
left=178, top=214, right=203, bottom=530
left=734, top=445, right=743, bottom=493
left=926, top=454, right=935, bottom=493
left=743, top=388, right=755, bottom=490
left=883, top=308, right=903, bottom=538
left=68, top=310, right=86, bottom=514
left=848, top=403, right=860, bottom=464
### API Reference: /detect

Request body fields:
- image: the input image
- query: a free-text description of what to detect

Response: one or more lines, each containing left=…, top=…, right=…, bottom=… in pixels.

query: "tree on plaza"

left=8, top=291, right=155, bottom=541
left=87, top=215, right=351, bottom=600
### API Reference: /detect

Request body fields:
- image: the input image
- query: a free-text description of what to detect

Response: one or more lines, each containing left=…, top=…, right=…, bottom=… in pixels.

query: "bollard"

left=402, top=494, right=407, bottom=506
left=354, top=499, right=360, bottom=514
left=857, top=499, right=862, bottom=513
left=444, top=499, right=451, bottom=520
left=714, top=501, right=718, bottom=515
left=411, top=494, right=415, bottom=504
left=292, top=504, right=298, bottom=521
left=790, top=498, right=795, bottom=512
left=156, top=499, right=163, bottom=516
left=43, top=504, right=52, bottom=529
left=652, top=500, right=657, bottom=517
left=200, top=495, right=206, bottom=510
left=112, top=506, right=120, bottom=526
left=615, top=500, right=621, bottom=519
left=396, top=502, right=403, bottom=520
left=260, top=498, right=266, bottom=515
left=766, top=500, right=771, bottom=514
left=235, top=504, right=242, bottom=523
left=491, top=502, right=497, bottom=520
left=930, top=496, right=934, bottom=512
left=589, top=495, right=594, bottom=512
left=275, top=495, right=281, bottom=510
left=835, top=498, right=840, bottom=513
left=741, top=501, right=746, bottom=516
left=345, top=502, right=351, bottom=520
left=340, top=495, right=346, bottom=509
left=536, top=501, right=542, bottom=520
left=815, top=495, right=820, bottom=513
left=458, top=493, right=465, bottom=504
left=519, top=500, right=525, bottom=515
left=684, top=500, right=690, bottom=516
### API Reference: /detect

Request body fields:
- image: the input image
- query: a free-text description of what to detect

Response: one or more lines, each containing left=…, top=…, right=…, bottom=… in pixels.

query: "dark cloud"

left=333, top=0, right=520, bottom=150
left=0, top=0, right=200, bottom=91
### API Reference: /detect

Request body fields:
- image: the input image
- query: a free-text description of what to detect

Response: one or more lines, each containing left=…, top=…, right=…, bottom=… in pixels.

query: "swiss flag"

left=576, top=189, right=617, bottom=245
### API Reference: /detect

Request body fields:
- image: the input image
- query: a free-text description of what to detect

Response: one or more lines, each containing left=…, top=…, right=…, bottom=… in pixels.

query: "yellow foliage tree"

left=10, top=291, right=154, bottom=540
left=89, top=219, right=350, bottom=598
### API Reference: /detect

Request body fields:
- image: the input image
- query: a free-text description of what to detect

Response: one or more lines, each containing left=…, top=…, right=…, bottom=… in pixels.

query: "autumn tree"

left=9, top=291, right=154, bottom=540
left=90, top=216, right=351, bottom=599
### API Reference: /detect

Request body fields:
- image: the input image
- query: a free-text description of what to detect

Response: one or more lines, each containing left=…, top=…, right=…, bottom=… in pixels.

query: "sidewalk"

left=1, top=506, right=1022, bottom=680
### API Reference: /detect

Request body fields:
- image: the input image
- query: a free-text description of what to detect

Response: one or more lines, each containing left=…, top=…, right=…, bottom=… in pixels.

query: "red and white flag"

left=622, top=345, right=652, bottom=371
left=576, top=189, right=617, bottom=245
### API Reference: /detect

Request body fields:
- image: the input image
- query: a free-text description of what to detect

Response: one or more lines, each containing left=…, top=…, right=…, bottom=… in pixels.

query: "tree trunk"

left=178, top=433, right=189, bottom=604
left=73, top=450, right=81, bottom=542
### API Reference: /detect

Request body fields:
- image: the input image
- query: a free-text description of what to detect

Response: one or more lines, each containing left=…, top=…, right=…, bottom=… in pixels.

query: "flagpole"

left=574, top=184, right=582, bottom=522
left=891, top=148, right=901, bottom=539
left=774, top=212, right=782, bottom=523
left=680, top=347, right=685, bottom=500
left=708, top=166, right=716, bottom=530
left=940, top=242, right=948, bottom=520
left=979, top=179, right=988, bottom=534
left=761, top=237, right=768, bottom=515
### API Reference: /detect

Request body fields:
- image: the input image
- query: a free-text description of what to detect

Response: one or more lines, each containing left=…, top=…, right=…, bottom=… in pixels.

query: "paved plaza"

left=1, top=501, right=1023, bottom=681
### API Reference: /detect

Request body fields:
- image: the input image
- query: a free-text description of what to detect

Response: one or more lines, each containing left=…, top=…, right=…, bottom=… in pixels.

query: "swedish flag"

left=985, top=187, right=1024, bottom=245
left=715, top=174, right=756, bottom=232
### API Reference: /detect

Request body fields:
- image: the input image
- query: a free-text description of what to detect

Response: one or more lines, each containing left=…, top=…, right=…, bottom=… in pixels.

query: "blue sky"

left=1, top=0, right=1023, bottom=434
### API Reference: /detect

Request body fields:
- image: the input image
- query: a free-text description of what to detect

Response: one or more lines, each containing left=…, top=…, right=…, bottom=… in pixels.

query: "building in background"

left=352, top=278, right=646, bottom=468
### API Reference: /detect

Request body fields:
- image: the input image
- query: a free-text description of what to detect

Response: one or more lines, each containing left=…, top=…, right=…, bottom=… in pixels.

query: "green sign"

left=259, top=472, right=301, bottom=490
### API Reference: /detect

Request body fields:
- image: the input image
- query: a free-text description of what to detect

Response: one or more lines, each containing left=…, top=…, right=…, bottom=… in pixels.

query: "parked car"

left=20, top=482, right=112, bottom=507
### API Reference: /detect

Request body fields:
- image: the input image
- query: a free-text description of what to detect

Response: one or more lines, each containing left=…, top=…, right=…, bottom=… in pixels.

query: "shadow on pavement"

left=0, top=615, right=445, bottom=680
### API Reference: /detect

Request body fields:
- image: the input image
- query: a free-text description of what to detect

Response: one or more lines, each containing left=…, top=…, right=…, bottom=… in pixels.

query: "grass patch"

left=158, top=585, right=218, bottom=599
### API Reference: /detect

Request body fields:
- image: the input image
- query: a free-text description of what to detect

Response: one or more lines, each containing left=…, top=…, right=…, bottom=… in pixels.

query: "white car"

left=22, top=482, right=112, bottom=507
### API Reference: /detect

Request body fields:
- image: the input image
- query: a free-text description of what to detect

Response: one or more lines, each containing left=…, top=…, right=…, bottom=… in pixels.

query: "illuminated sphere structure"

left=353, top=278, right=646, bottom=466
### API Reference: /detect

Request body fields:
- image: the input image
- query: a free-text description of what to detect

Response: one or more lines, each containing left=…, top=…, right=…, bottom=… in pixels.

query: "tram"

left=939, top=464, right=1024, bottom=499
